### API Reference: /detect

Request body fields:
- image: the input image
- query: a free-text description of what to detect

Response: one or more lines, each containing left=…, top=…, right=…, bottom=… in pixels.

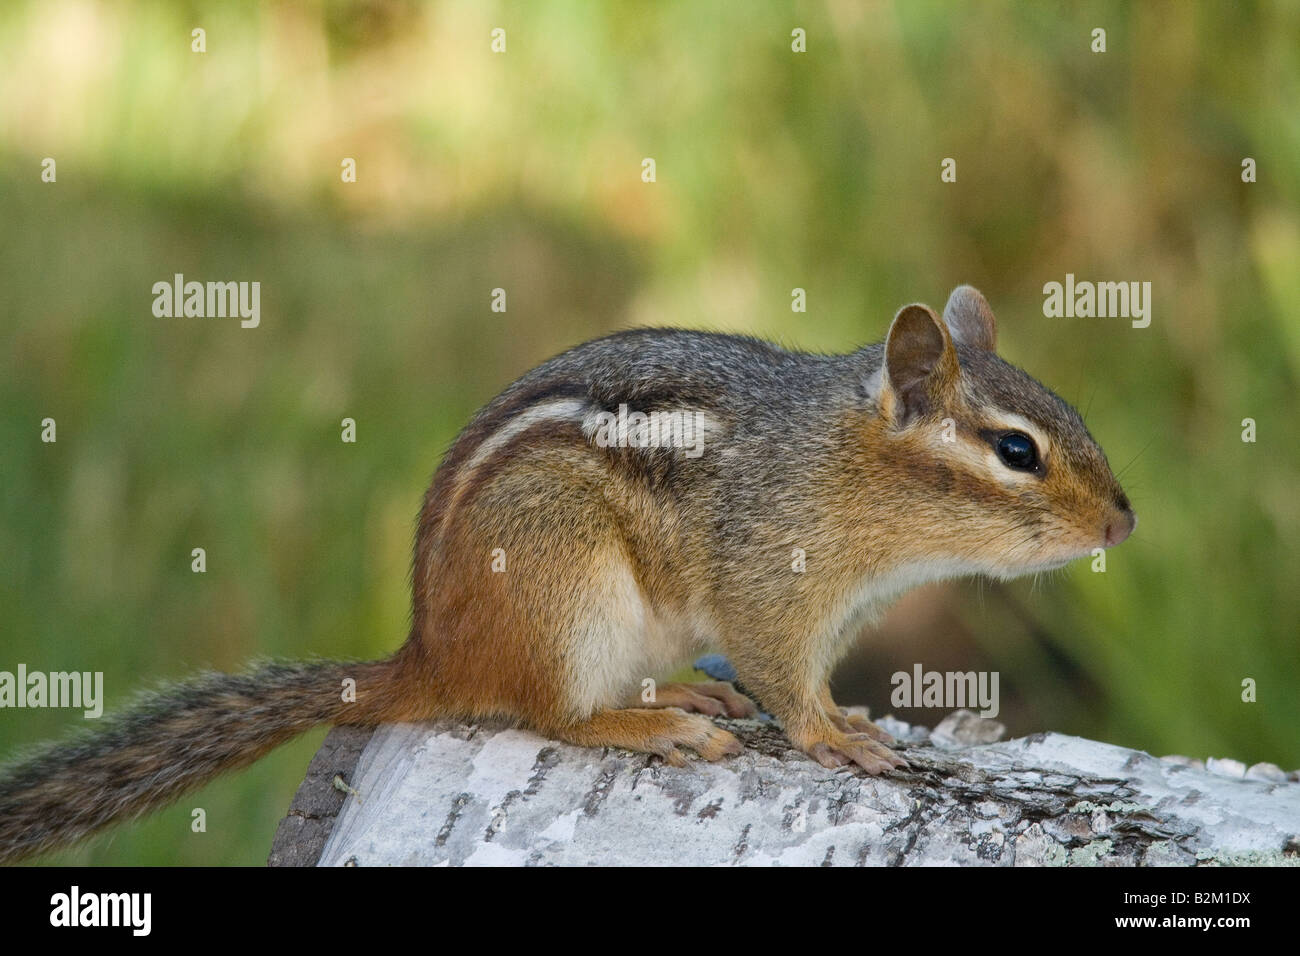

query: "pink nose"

left=1104, top=509, right=1136, bottom=547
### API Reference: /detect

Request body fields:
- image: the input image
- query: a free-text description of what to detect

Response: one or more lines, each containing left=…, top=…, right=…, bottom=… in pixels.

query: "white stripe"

left=459, top=398, right=590, bottom=478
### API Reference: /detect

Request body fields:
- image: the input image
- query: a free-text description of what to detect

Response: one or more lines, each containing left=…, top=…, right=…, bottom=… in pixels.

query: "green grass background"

left=1, top=1, right=1297, bottom=864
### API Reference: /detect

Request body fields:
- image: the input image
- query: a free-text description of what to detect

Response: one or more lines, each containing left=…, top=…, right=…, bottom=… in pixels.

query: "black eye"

left=996, top=432, right=1039, bottom=471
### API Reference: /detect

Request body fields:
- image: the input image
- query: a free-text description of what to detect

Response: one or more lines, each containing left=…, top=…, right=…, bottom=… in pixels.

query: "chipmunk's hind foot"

left=550, top=707, right=743, bottom=767
left=642, top=681, right=758, bottom=718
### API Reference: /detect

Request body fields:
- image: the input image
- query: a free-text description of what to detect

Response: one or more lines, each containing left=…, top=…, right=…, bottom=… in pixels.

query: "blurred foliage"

left=0, top=0, right=1297, bottom=864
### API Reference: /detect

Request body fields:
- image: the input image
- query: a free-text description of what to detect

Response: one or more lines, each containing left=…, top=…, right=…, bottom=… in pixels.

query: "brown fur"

left=0, top=286, right=1134, bottom=862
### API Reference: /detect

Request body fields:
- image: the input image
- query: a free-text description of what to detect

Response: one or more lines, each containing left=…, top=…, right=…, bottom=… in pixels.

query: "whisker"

left=1115, top=436, right=1156, bottom=481
left=1082, top=380, right=1100, bottom=424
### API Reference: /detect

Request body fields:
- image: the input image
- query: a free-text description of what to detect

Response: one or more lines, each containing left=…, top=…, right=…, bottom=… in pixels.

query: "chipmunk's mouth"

left=1033, top=509, right=1135, bottom=568
left=1033, top=555, right=1081, bottom=572
left=1009, top=539, right=1099, bottom=575
left=983, top=551, right=1080, bottom=580
left=978, top=516, right=1127, bottom=579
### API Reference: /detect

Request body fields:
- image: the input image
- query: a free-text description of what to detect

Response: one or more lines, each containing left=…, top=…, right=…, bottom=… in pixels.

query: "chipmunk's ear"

left=883, top=303, right=960, bottom=426
left=941, top=285, right=997, bottom=351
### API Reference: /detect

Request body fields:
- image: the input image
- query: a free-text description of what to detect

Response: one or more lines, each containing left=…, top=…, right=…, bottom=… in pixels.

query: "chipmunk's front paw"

left=795, top=731, right=908, bottom=775
left=840, top=710, right=897, bottom=745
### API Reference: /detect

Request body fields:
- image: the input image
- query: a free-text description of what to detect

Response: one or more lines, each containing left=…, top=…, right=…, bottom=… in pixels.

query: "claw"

left=798, top=730, right=906, bottom=775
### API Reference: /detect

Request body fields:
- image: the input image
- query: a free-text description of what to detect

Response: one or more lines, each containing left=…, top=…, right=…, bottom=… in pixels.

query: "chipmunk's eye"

left=996, top=432, right=1039, bottom=471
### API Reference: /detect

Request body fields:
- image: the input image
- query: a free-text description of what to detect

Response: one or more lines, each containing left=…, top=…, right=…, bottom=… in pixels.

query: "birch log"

left=269, top=709, right=1300, bottom=867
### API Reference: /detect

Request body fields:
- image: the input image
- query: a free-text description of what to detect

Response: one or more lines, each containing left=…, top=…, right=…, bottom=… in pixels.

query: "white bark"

left=277, top=710, right=1300, bottom=867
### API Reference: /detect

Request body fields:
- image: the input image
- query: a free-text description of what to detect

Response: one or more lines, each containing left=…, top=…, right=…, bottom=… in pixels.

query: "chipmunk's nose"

left=1103, top=505, right=1136, bottom=547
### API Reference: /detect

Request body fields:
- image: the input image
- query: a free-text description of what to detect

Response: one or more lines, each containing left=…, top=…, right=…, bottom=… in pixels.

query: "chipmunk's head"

left=874, top=285, right=1134, bottom=578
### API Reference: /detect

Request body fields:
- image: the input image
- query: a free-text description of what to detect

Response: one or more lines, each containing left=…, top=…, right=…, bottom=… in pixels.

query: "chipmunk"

left=0, top=286, right=1134, bottom=863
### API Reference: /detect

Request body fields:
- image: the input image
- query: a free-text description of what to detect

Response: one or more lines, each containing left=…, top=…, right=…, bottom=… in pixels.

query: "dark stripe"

left=415, top=380, right=592, bottom=559
left=454, top=417, right=591, bottom=512
left=450, top=379, right=591, bottom=473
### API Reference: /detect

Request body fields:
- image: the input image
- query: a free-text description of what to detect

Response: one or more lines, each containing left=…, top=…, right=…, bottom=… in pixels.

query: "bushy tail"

left=0, top=657, right=412, bottom=864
